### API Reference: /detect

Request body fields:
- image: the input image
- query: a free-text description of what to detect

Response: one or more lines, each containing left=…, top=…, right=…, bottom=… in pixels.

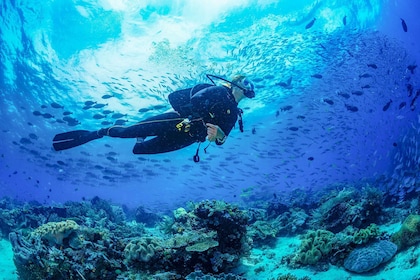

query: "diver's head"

left=231, top=75, right=255, bottom=99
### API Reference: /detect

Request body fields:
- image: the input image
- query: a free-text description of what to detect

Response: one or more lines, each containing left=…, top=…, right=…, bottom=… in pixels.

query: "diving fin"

left=52, top=130, right=102, bottom=151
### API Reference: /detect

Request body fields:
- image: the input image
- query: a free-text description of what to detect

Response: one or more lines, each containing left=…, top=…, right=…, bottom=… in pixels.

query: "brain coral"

left=390, top=214, right=420, bottom=250
left=32, top=220, right=79, bottom=245
left=344, top=240, right=397, bottom=273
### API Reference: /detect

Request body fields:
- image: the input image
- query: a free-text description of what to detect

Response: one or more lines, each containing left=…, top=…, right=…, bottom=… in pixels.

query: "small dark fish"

left=399, top=102, right=406, bottom=109
left=51, top=102, right=64, bottom=109
left=252, top=128, right=257, bottom=134
left=289, top=127, right=299, bottom=131
left=323, top=98, right=334, bottom=105
left=93, top=103, right=108, bottom=109
left=400, top=18, right=407, bottom=32
left=41, top=105, right=48, bottom=109
left=308, top=156, right=314, bottom=161
left=382, top=99, right=392, bottom=111
left=345, top=104, right=358, bottom=112
left=338, top=92, right=350, bottom=99
left=264, top=74, right=275, bottom=80
left=252, top=77, right=263, bottom=82
left=280, top=105, right=293, bottom=111
left=367, top=63, right=378, bottom=69
left=63, top=111, right=73, bottom=116
left=84, top=101, right=96, bottom=106
left=93, top=114, right=106, bottom=119
left=28, top=133, right=38, bottom=140
left=106, top=156, right=117, bottom=162
left=63, top=116, right=78, bottom=123
left=407, top=84, right=413, bottom=97
left=102, top=110, right=114, bottom=115
left=101, top=94, right=114, bottom=99
left=32, top=111, right=42, bottom=116
left=410, top=90, right=420, bottom=111
left=359, top=73, right=372, bottom=78
left=67, top=120, right=80, bottom=127
left=57, top=160, right=66, bottom=166
left=42, top=113, right=54, bottom=119
left=311, top=74, right=323, bottom=79
left=407, top=64, right=417, bottom=74
left=114, top=119, right=128, bottom=125
left=152, top=105, right=166, bottom=110
left=82, top=105, right=92, bottom=110
left=111, top=113, right=127, bottom=119
left=275, top=111, right=280, bottom=117
left=101, top=121, right=113, bottom=126
left=297, top=115, right=306, bottom=120
left=20, top=137, right=33, bottom=144
left=138, top=108, right=151, bottom=113
left=361, top=84, right=371, bottom=89
left=305, top=18, right=316, bottom=29
left=393, top=142, right=398, bottom=147
left=351, top=91, right=363, bottom=96
left=343, top=15, right=347, bottom=26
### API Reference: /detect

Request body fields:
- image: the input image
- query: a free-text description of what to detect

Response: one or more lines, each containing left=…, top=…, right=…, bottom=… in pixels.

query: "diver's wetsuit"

left=102, top=85, right=240, bottom=154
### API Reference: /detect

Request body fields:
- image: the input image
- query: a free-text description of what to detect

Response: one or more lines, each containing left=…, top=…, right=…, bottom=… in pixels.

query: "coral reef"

left=294, top=229, right=335, bottom=265
left=8, top=198, right=250, bottom=279
left=353, top=223, right=380, bottom=245
left=275, top=273, right=311, bottom=280
left=31, top=220, right=79, bottom=246
left=343, top=240, right=397, bottom=273
left=391, top=214, right=420, bottom=250
left=310, top=187, right=383, bottom=233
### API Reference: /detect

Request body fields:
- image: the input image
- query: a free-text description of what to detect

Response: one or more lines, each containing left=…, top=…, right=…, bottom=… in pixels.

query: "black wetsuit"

left=104, top=85, right=239, bottom=154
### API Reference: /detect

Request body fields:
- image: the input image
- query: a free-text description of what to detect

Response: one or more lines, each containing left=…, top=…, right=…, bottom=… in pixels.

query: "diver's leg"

left=98, top=112, right=183, bottom=138
left=132, top=132, right=198, bottom=154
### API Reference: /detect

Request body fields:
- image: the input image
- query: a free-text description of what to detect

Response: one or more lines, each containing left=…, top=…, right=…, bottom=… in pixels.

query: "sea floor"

left=0, top=239, right=17, bottom=280
left=237, top=234, right=420, bottom=280
left=1, top=223, right=419, bottom=280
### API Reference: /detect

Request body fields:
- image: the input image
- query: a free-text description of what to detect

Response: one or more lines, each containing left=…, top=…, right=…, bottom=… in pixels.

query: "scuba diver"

left=52, top=74, right=255, bottom=161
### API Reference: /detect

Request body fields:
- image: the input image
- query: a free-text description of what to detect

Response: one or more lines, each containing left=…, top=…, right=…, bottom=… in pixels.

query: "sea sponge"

left=296, top=229, right=334, bottom=265
left=124, top=237, right=162, bottom=263
left=391, top=214, right=420, bottom=250
left=32, top=220, right=79, bottom=246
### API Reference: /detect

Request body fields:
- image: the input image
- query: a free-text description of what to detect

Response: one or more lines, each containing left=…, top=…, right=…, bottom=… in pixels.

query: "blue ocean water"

left=1, top=0, right=420, bottom=279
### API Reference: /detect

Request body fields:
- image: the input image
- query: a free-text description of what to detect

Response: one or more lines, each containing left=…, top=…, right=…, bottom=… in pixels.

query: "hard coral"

left=391, top=214, right=420, bottom=250
left=344, top=240, right=397, bottom=273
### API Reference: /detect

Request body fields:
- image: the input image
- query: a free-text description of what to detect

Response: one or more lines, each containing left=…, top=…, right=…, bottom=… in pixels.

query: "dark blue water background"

left=1, top=0, right=419, bottom=211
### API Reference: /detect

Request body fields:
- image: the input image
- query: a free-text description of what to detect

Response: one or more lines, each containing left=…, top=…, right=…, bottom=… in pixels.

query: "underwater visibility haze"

left=1, top=0, right=420, bottom=279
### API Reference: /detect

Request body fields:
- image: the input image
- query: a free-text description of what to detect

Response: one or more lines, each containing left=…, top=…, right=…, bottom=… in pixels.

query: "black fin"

left=52, top=130, right=101, bottom=151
